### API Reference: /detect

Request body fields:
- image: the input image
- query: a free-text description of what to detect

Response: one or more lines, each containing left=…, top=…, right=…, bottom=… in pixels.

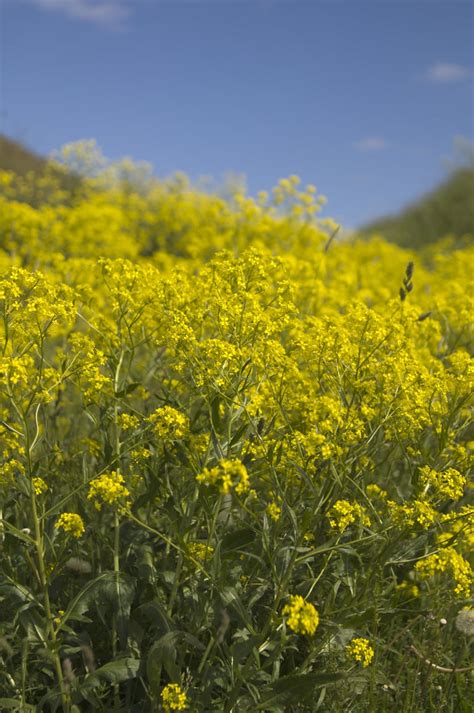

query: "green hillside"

left=0, top=134, right=53, bottom=175
left=0, top=134, right=81, bottom=202
left=360, top=167, right=474, bottom=248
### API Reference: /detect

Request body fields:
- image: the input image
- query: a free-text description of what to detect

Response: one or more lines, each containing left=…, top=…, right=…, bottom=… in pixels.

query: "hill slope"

left=360, top=168, right=474, bottom=248
left=0, top=134, right=81, bottom=199
left=0, top=134, right=53, bottom=175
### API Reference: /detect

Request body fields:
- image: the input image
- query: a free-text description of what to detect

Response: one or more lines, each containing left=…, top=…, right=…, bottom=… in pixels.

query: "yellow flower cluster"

left=266, top=500, right=282, bottom=521
left=415, top=547, right=473, bottom=598
left=87, top=471, right=130, bottom=511
left=439, top=507, right=474, bottom=551
left=32, top=477, right=48, bottom=495
left=117, top=413, right=140, bottom=431
left=196, top=459, right=249, bottom=495
left=148, top=406, right=189, bottom=441
left=396, top=581, right=420, bottom=599
left=388, top=499, right=438, bottom=529
left=346, top=637, right=375, bottom=667
left=53, top=609, right=65, bottom=627
left=327, top=499, right=371, bottom=533
left=366, top=484, right=388, bottom=501
left=55, top=513, right=85, bottom=539
left=283, top=595, right=320, bottom=636
left=161, top=683, right=188, bottom=712
left=1, top=141, right=473, bottom=708
left=419, top=465, right=466, bottom=500
left=187, top=542, right=214, bottom=562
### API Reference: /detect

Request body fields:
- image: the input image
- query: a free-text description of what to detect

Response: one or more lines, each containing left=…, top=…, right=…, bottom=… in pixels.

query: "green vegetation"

left=0, top=140, right=472, bottom=712
left=361, top=167, right=474, bottom=249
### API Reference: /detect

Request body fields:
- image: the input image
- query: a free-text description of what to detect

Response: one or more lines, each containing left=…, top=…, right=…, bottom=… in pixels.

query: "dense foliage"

left=0, top=143, right=472, bottom=712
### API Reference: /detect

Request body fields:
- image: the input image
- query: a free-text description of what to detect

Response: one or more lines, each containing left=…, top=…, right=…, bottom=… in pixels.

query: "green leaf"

left=220, top=527, right=255, bottom=555
left=60, top=571, right=135, bottom=647
left=210, top=424, right=225, bottom=460
left=147, top=632, right=180, bottom=688
left=0, top=699, right=36, bottom=711
left=1, top=579, right=40, bottom=607
left=82, top=657, right=140, bottom=690
left=1, top=519, right=36, bottom=545
left=115, top=382, right=141, bottom=398
left=134, top=598, right=173, bottom=635
left=147, top=630, right=204, bottom=695
left=229, top=421, right=249, bottom=447
left=135, top=545, right=157, bottom=582
left=210, top=396, right=222, bottom=431
left=221, top=587, right=253, bottom=629
left=256, top=672, right=346, bottom=709
left=59, top=572, right=109, bottom=625
left=231, top=633, right=263, bottom=664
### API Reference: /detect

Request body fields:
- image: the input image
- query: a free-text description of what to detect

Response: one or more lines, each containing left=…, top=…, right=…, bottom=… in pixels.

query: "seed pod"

left=399, top=287, right=406, bottom=302
left=216, top=608, right=231, bottom=644
left=81, top=644, right=96, bottom=673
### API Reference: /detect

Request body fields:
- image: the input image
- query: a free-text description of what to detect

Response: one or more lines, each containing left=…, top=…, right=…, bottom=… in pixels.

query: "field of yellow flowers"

left=0, top=143, right=472, bottom=712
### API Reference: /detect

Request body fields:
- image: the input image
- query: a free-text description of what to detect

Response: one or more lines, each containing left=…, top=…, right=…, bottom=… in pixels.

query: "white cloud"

left=424, top=62, right=473, bottom=83
left=22, top=0, right=131, bottom=26
left=354, top=138, right=387, bottom=152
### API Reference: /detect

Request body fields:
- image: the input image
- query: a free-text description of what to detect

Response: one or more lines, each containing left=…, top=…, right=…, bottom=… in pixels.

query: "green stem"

left=167, top=553, right=183, bottom=617
left=112, top=509, right=122, bottom=709
left=31, top=478, right=70, bottom=711
left=224, top=544, right=300, bottom=712
left=24, top=409, right=70, bottom=712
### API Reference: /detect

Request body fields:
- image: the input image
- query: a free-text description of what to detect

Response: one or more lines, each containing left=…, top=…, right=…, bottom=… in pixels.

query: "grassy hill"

left=0, top=134, right=54, bottom=175
left=360, top=167, right=474, bottom=248
left=0, top=134, right=81, bottom=200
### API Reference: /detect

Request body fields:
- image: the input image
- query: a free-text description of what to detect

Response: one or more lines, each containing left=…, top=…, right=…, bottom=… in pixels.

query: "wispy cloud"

left=424, top=62, right=473, bottom=83
left=354, top=138, right=387, bottom=152
left=21, top=0, right=131, bottom=27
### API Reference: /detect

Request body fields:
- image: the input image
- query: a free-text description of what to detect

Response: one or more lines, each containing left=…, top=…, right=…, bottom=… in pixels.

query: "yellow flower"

left=346, top=637, right=374, bottom=667
left=396, top=581, right=420, bottom=599
left=196, top=459, right=249, bottom=495
left=32, top=477, right=48, bottom=495
left=55, top=513, right=85, bottom=539
left=419, top=465, right=466, bottom=500
left=148, top=406, right=189, bottom=441
left=161, top=683, right=187, bottom=712
left=415, top=547, right=472, bottom=598
left=388, top=498, right=438, bottom=529
left=267, top=501, right=282, bottom=522
left=327, top=499, right=370, bottom=533
left=87, top=471, right=130, bottom=511
left=117, top=412, right=140, bottom=431
left=53, top=609, right=65, bottom=626
left=283, top=595, right=319, bottom=636
left=366, top=483, right=388, bottom=500
left=187, top=542, right=214, bottom=562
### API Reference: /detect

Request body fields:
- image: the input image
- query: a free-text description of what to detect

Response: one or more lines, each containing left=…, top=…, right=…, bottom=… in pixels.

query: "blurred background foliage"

left=1, top=133, right=472, bottom=250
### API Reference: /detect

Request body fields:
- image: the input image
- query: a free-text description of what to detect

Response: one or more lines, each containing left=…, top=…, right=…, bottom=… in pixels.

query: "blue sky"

left=0, top=0, right=472, bottom=227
